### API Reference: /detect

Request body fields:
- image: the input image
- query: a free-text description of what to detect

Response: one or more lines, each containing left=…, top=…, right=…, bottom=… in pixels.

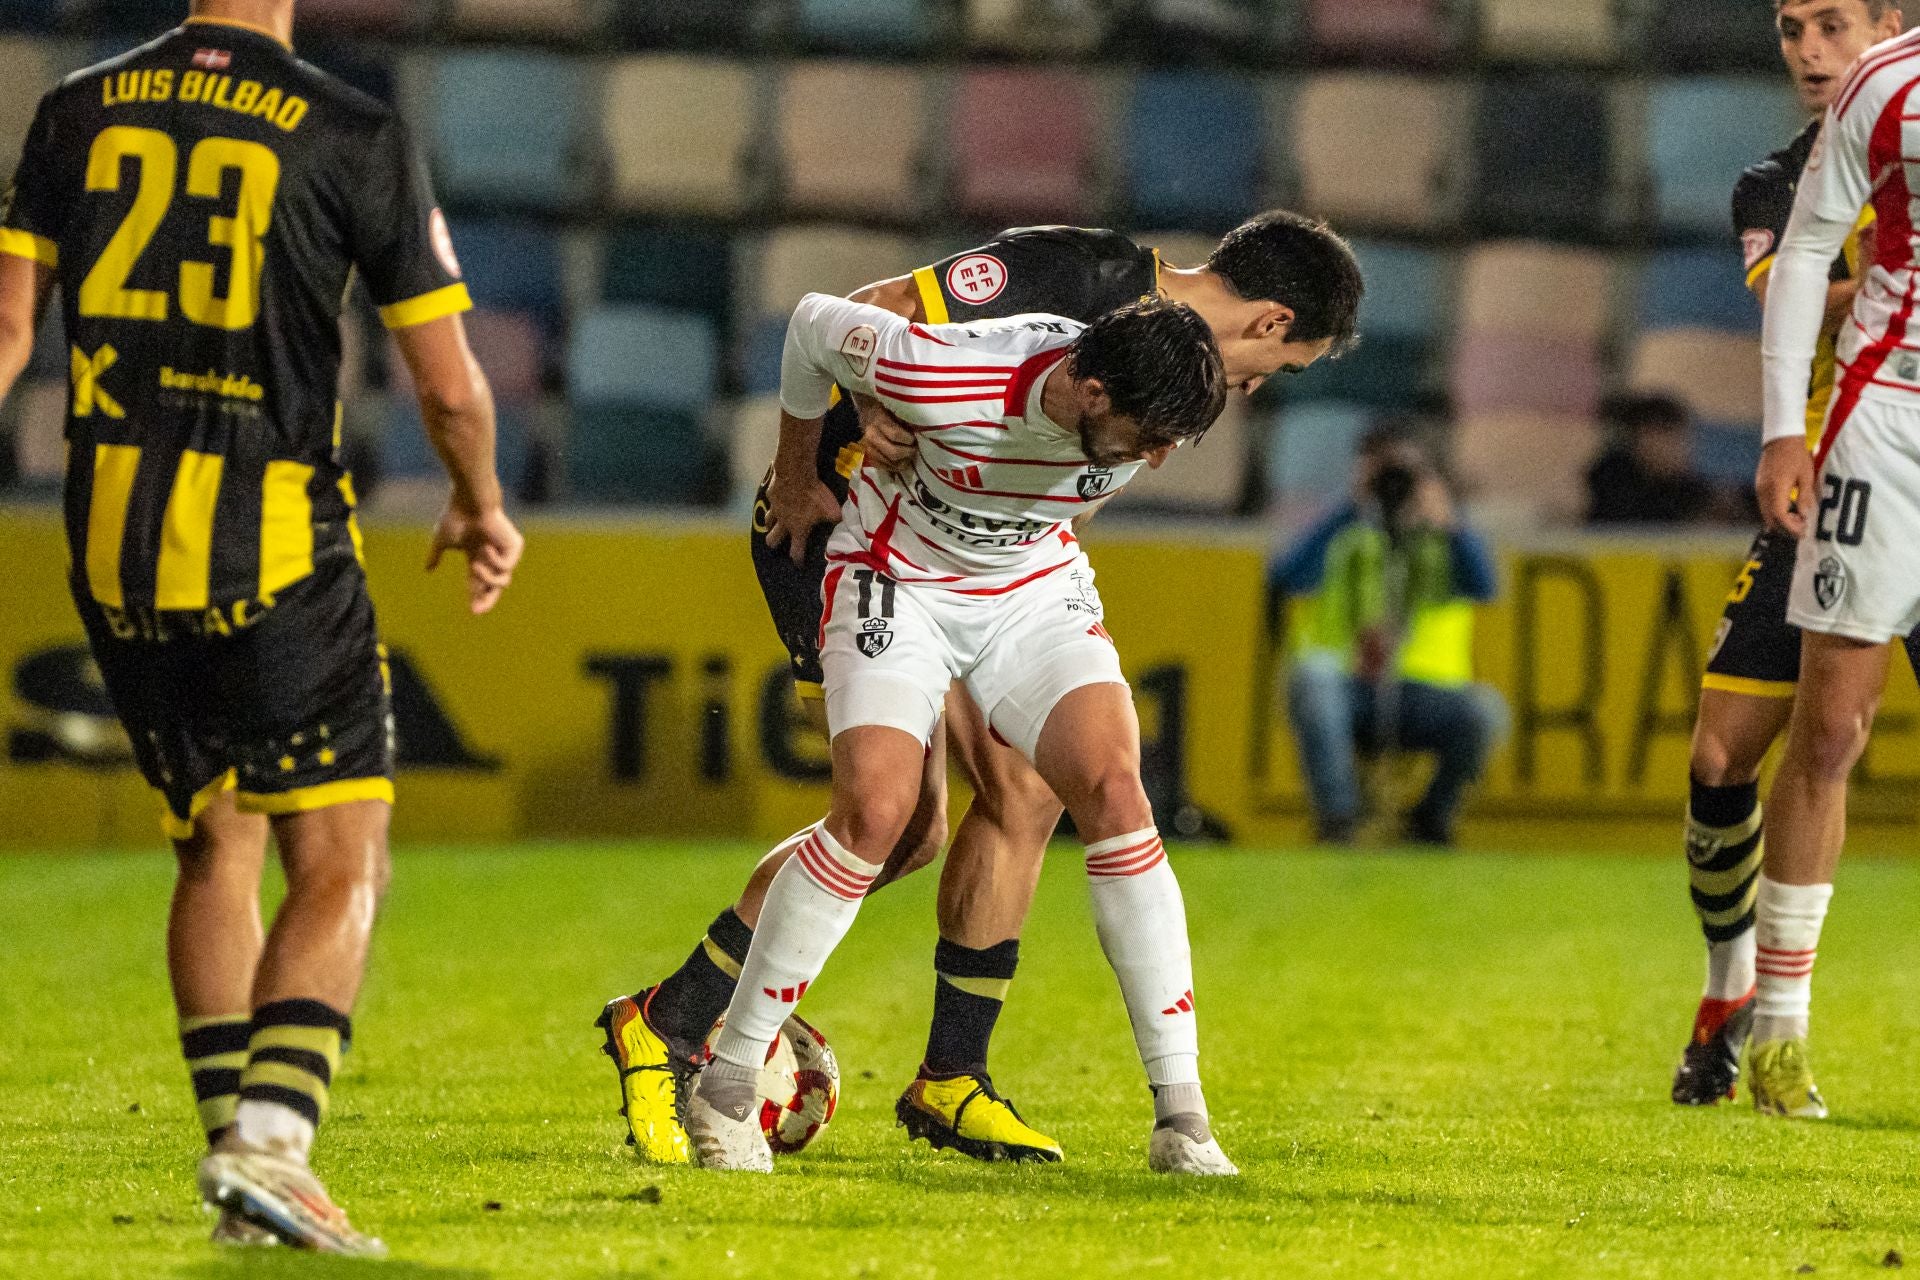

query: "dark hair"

left=1206, top=210, right=1365, bottom=355
left=1066, top=297, right=1228, bottom=446
left=1600, top=391, right=1690, bottom=434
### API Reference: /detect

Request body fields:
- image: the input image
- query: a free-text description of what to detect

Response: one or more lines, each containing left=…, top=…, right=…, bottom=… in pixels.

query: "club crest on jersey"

left=1077, top=468, right=1114, bottom=499
left=945, top=254, right=1008, bottom=306
left=1899, top=354, right=1920, bottom=382
left=857, top=622, right=892, bottom=658
left=1813, top=555, right=1847, bottom=610
left=840, top=325, right=877, bottom=378
left=1741, top=229, right=1774, bottom=271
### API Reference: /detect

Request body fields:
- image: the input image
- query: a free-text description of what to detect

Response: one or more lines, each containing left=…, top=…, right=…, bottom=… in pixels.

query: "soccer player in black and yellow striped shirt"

left=0, top=0, right=523, bottom=1253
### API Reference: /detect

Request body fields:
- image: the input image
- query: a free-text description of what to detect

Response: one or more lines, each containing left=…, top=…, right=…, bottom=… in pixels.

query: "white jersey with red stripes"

left=1808, top=27, right=1920, bottom=453
left=778, top=292, right=1144, bottom=591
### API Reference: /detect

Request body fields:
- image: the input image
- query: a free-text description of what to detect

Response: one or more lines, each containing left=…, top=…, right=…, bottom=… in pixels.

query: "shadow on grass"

left=178, top=1259, right=489, bottom=1279
left=1819, top=1112, right=1920, bottom=1136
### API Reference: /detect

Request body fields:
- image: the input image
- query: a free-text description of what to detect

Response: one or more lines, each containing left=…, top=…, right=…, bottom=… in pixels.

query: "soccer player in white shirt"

left=1752, top=24, right=1920, bottom=1118
left=686, top=293, right=1234, bottom=1173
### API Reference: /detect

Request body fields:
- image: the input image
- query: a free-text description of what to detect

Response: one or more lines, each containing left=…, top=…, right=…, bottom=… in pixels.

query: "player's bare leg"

left=1032, top=683, right=1234, bottom=1176
left=897, top=688, right=1065, bottom=1162
left=1671, top=688, right=1793, bottom=1105
left=689, top=725, right=925, bottom=1169
left=198, top=799, right=391, bottom=1256
left=1749, top=633, right=1888, bottom=1119
left=168, top=793, right=277, bottom=1245
left=601, top=701, right=946, bottom=1163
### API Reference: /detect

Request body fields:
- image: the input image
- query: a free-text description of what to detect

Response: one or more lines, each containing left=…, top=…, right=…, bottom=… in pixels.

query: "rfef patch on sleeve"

left=840, top=324, right=877, bottom=377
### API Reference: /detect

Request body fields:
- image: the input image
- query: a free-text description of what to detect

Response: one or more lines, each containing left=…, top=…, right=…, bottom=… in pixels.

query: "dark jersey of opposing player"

left=0, top=18, right=468, bottom=627
left=1732, top=117, right=1874, bottom=449
left=808, top=225, right=1160, bottom=498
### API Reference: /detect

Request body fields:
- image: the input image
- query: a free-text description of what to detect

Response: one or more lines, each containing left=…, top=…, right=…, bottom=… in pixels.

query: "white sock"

left=1084, top=827, right=1200, bottom=1089
left=709, top=822, right=880, bottom=1075
left=233, top=1099, right=315, bottom=1163
left=1753, top=875, right=1833, bottom=1042
left=1704, top=930, right=1757, bottom=1003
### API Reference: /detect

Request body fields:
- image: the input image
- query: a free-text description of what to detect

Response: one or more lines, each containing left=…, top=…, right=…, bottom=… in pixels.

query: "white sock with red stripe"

left=1084, top=827, right=1202, bottom=1090
left=1752, top=875, right=1833, bottom=1043
left=707, top=822, right=880, bottom=1095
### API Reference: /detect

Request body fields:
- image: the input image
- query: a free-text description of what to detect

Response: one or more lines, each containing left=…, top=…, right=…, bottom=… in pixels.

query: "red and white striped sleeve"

left=777, top=292, right=911, bottom=419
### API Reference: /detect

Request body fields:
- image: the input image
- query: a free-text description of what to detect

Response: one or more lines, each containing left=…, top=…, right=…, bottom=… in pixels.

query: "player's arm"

left=349, top=111, right=522, bottom=613
left=391, top=314, right=522, bottom=615
left=1759, top=109, right=1872, bottom=537
left=0, top=96, right=62, bottom=405
left=1749, top=269, right=1859, bottom=333
left=767, top=293, right=913, bottom=560
left=0, top=254, right=51, bottom=404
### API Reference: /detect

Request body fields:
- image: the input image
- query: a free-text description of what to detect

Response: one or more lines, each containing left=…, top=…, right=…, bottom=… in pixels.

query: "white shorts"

left=1790, top=394, right=1920, bottom=643
left=820, top=552, right=1127, bottom=761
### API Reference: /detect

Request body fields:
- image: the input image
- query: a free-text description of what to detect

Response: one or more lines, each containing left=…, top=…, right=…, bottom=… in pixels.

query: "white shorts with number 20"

left=1790, top=395, right=1920, bottom=644
left=820, top=550, right=1127, bottom=761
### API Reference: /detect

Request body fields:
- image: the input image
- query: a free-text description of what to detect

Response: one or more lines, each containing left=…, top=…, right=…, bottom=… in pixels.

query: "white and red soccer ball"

left=705, top=1013, right=840, bottom=1155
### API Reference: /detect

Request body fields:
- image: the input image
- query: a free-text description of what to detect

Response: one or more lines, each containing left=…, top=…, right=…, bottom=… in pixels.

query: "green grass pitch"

left=4, top=842, right=1920, bottom=1279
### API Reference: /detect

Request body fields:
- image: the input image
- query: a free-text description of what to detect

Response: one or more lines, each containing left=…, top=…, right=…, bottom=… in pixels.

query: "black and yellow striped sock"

left=1686, top=778, right=1764, bottom=945
left=237, top=999, right=349, bottom=1134
left=644, top=907, right=752, bottom=1045
left=924, top=938, right=1020, bottom=1077
left=180, top=1014, right=251, bottom=1145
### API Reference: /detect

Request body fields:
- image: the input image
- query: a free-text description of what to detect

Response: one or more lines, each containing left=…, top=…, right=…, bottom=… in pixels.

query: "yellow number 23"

left=78, top=126, right=280, bottom=331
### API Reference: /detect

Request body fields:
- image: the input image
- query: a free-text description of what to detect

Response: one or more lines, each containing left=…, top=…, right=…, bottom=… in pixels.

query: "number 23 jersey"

left=1, top=19, right=469, bottom=616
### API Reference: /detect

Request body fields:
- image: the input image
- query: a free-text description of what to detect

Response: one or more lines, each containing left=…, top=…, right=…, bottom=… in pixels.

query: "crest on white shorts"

left=858, top=627, right=892, bottom=658
left=1813, top=555, right=1848, bottom=610
left=840, top=325, right=877, bottom=378
left=1741, top=229, right=1774, bottom=271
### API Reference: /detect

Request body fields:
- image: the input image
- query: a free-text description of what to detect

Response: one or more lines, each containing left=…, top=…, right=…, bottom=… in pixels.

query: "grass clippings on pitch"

left=2, top=842, right=1919, bottom=1279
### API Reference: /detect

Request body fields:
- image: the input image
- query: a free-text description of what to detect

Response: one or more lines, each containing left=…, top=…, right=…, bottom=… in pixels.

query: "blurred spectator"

left=1585, top=392, right=1725, bottom=525
left=1271, top=425, right=1506, bottom=847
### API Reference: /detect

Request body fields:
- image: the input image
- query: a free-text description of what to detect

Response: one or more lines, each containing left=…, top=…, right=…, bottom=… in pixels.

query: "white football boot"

left=686, top=1079, right=774, bottom=1172
left=198, top=1141, right=386, bottom=1257
left=1148, top=1122, right=1240, bottom=1176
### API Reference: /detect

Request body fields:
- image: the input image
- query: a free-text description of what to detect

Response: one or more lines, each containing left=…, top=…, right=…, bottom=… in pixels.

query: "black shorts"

left=749, top=474, right=836, bottom=700
left=77, top=553, right=394, bottom=837
left=1703, top=528, right=1802, bottom=696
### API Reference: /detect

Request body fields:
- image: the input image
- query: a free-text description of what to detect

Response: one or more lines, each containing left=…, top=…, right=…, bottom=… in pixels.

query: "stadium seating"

left=1692, top=423, right=1763, bottom=486
left=1625, top=328, right=1762, bottom=428
left=443, top=220, right=566, bottom=334
left=1647, top=78, right=1803, bottom=235
left=1303, top=0, right=1455, bottom=63
left=602, top=223, right=736, bottom=338
left=1641, top=0, right=1782, bottom=73
left=1266, top=400, right=1374, bottom=502
left=1638, top=248, right=1760, bottom=332
left=294, top=0, right=432, bottom=35
left=1123, top=395, right=1254, bottom=514
left=1459, top=242, right=1615, bottom=341
left=1455, top=413, right=1601, bottom=521
left=1471, top=75, right=1616, bottom=237
left=776, top=61, right=930, bottom=222
left=1451, top=331, right=1603, bottom=418
left=603, top=57, right=761, bottom=217
left=963, top=0, right=1108, bottom=55
left=1292, top=73, right=1466, bottom=232
left=794, top=0, right=938, bottom=52
left=566, top=406, right=720, bottom=505
left=749, top=225, right=921, bottom=320
left=0, top=37, right=49, bottom=158
left=1286, top=239, right=1443, bottom=410
left=446, top=0, right=596, bottom=39
left=609, top=0, right=769, bottom=50
left=1478, top=0, right=1615, bottom=64
left=430, top=52, right=593, bottom=210
left=569, top=305, right=719, bottom=414
left=0, top=1, right=58, bottom=33
left=1124, top=71, right=1266, bottom=230
left=727, top=394, right=782, bottom=510
left=951, top=67, right=1099, bottom=225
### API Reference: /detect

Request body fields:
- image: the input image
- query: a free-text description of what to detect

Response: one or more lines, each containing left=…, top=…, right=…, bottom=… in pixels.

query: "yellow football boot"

left=595, top=991, right=694, bottom=1164
left=896, top=1071, right=1062, bottom=1164
left=1748, top=1037, right=1829, bottom=1119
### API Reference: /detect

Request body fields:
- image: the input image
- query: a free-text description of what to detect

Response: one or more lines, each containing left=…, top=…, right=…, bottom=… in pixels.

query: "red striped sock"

left=1752, top=875, right=1832, bottom=1042
left=1083, top=827, right=1199, bottom=1087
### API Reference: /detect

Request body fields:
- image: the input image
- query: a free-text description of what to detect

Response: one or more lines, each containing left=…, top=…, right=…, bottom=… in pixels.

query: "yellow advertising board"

left=4, top=508, right=1917, bottom=851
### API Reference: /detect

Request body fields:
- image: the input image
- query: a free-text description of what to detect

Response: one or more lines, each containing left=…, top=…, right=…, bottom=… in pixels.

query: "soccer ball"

left=705, top=1013, right=840, bottom=1155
